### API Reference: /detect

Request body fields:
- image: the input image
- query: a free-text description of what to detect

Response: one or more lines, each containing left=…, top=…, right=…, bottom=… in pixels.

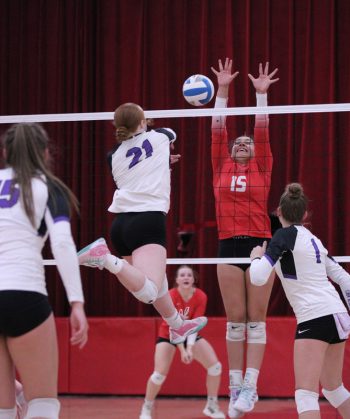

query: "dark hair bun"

left=286, top=182, right=303, bottom=199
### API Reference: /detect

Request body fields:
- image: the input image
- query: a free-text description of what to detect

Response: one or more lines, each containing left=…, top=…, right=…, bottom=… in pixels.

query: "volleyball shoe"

left=169, top=316, right=208, bottom=344
left=77, top=238, right=110, bottom=269
left=139, top=402, right=152, bottom=419
left=228, top=386, right=244, bottom=418
left=15, top=381, right=27, bottom=419
left=203, top=400, right=225, bottom=418
left=233, top=384, right=258, bottom=413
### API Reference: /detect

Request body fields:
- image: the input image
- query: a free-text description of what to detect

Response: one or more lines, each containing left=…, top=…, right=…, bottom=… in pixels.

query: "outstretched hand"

left=248, top=62, right=279, bottom=94
left=211, top=58, right=239, bottom=87
left=250, top=240, right=268, bottom=261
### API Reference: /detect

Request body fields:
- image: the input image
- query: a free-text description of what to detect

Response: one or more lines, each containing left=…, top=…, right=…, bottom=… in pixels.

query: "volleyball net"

left=1, top=102, right=350, bottom=265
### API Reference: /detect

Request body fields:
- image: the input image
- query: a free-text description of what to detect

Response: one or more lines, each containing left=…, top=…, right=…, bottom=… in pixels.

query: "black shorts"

left=218, top=236, right=269, bottom=271
left=156, top=335, right=202, bottom=347
left=110, top=211, right=167, bottom=256
left=295, top=314, right=346, bottom=344
left=0, top=291, right=52, bottom=337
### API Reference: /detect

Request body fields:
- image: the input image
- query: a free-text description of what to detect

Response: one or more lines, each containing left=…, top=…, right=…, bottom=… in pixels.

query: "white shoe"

left=233, top=385, right=258, bottom=413
left=203, top=401, right=225, bottom=418
left=77, top=238, right=111, bottom=269
left=169, top=316, right=207, bottom=344
left=139, top=402, right=152, bottom=419
left=15, top=386, right=27, bottom=419
left=228, top=386, right=244, bottom=418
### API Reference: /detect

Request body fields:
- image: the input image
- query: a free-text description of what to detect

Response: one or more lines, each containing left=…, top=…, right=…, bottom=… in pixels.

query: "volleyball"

left=182, top=74, right=215, bottom=106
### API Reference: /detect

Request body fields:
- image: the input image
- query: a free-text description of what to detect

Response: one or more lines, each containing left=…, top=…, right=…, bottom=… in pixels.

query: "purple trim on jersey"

left=264, top=254, right=275, bottom=266
left=54, top=216, right=69, bottom=223
left=284, top=274, right=297, bottom=280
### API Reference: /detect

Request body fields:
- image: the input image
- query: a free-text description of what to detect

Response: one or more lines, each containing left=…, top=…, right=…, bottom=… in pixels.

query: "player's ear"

left=302, top=210, right=308, bottom=222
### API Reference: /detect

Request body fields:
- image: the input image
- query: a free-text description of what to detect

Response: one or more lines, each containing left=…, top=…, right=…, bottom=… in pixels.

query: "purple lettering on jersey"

left=284, top=274, right=297, bottom=280
left=0, top=179, right=20, bottom=208
left=126, top=140, right=154, bottom=169
left=53, top=216, right=69, bottom=223
left=311, top=238, right=321, bottom=263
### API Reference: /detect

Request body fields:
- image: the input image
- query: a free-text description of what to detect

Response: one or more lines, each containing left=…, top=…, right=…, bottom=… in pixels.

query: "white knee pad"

left=207, top=361, right=222, bottom=377
left=150, top=371, right=166, bottom=386
left=0, top=407, right=17, bottom=419
left=156, top=275, right=169, bottom=299
left=322, top=384, right=350, bottom=408
left=131, top=277, right=158, bottom=304
left=295, top=389, right=319, bottom=414
left=247, top=322, right=266, bottom=344
left=226, top=322, right=246, bottom=342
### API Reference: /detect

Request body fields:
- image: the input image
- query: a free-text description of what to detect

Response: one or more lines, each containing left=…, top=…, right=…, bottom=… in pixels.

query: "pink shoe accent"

left=169, top=316, right=207, bottom=344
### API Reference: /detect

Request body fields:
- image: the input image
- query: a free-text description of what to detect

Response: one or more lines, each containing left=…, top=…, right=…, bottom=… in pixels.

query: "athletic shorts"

left=218, top=236, right=269, bottom=271
left=295, top=314, right=346, bottom=344
left=110, top=211, right=167, bottom=256
left=156, top=335, right=202, bottom=347
left=0, top=291, right=52, bottom=337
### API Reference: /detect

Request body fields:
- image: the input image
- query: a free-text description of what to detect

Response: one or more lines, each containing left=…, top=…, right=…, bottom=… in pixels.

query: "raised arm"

left=248, top=62, right=279, bottom=128
left=211, top=58, right=239, bottom=129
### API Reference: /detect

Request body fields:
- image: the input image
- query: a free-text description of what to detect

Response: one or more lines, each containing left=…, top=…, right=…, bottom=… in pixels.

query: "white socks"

left=229, top=369, right=243, bottom=388
left=243, top=368, right=259, bottom=388
left=163, top=311, right=184, bottom=329
left=104, top=254, right=124, bottom=274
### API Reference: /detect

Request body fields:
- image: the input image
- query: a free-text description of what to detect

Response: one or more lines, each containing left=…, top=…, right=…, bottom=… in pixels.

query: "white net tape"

left=1, top=103, right=350, bottom=123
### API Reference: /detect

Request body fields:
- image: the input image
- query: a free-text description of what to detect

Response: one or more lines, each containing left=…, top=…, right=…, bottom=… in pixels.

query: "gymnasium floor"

left=58, top=396, right=341, bottom=418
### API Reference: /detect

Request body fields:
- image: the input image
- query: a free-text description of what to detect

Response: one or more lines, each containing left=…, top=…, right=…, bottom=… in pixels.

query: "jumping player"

left=78, top=103, right=207, bottom=344
left=210, top=58, right=278, bottom=417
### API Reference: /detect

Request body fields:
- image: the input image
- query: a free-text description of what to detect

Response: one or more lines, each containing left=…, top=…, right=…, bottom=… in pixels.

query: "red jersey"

left=158, top=287, right=207, bottom=339
left=211, top=114, right=272, bottom=240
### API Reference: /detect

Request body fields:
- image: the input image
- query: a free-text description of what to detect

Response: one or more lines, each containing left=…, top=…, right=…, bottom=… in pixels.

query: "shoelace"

left=239, top=386, right=256, bottom=402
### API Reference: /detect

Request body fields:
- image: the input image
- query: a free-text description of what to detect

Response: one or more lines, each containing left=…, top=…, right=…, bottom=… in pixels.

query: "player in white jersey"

left=249, top=183, right=350, bottom=419
left=78, top=103, right=207, bottom=345
left=0, top=123, right=88, bottom=419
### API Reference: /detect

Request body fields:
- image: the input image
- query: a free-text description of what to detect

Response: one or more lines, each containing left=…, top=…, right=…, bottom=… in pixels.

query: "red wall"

left=57, top=317, right=350, bottom=397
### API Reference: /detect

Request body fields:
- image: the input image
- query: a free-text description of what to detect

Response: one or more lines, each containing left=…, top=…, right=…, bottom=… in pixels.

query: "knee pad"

left=150, top=371, right=166, bottom=386
left=25, top=398, right=60, bottom=419
left=207, top=361, right=222, bottom=377
left=226, top=322, right=246, bottom=342
left=295, top=389, right=319, bottom=414
left=156, top=275, right=169, bottom=299
left=0, top=407, right=17, bottom=419
left=131, top=277, right=158, bottom=304
left=247, top=322, right=266, bottom=344
left=322, top=384, right=350, bottom=408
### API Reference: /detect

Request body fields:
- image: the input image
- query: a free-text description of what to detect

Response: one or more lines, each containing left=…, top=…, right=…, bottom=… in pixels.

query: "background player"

left=0, top=123, right=88, bottom=419
left=250, top=182, right=350, bottom=419
left=140, top=265, right=225, bottom=419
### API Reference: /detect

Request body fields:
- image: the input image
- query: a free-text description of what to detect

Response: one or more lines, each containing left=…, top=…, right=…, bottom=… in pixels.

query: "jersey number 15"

left=231, top=175, right=247, bottom=192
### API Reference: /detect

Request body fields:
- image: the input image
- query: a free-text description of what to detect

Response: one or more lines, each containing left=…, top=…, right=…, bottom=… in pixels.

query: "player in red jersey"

left=210, top=58, right=279, bottom=418
left=139, top=266, right=225, bottom=419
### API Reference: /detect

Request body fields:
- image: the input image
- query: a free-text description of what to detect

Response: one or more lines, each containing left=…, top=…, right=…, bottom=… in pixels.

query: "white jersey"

left=250, top=225, right=349, bottom=324
left=0, top=167, right=84, bottom=303
left=108, top=128, right=176, bottom=213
